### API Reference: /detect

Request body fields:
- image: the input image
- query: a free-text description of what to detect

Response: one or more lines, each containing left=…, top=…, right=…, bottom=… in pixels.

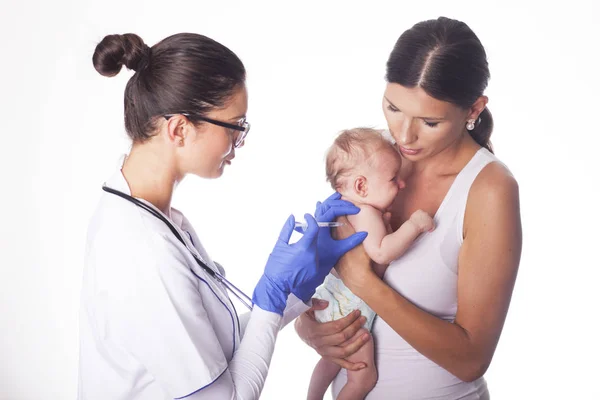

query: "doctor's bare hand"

left=294, top=299, right=371, bottom=371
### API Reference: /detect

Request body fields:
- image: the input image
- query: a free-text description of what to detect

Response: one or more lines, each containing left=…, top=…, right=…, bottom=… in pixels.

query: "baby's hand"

left=408, top=210, right=435, bottom=233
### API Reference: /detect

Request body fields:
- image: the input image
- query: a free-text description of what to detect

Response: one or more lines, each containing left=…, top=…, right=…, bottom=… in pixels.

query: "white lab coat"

left=78, top=167, right=310, bottom=399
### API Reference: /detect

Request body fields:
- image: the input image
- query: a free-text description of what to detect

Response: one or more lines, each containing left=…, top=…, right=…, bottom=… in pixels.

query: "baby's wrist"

left=406, top=218, right=424, bottom=234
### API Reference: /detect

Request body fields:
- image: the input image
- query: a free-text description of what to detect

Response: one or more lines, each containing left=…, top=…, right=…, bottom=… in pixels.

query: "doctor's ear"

left=164, top=114, right=190, bottom=146
left=353, top=176, right=368, bottom=197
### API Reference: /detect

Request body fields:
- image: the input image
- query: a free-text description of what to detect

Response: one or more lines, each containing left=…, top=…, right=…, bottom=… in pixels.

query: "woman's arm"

left=337, top=163, right=522, bottom=382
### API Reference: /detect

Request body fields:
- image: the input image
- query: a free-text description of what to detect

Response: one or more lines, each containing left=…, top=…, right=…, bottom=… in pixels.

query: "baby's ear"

left=354, top=176, right=368, bottom=197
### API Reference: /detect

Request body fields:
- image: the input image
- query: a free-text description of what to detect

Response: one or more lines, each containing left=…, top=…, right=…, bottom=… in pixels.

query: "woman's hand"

left=333, top=216, right=376, bottom=294
left=295, top=299, right=372, bottom=371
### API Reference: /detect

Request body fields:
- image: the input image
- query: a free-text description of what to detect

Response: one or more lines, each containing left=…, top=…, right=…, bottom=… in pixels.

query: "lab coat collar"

left=102, top=154, right=185, bottom=227
left=103, top=154, right=132, bottom=195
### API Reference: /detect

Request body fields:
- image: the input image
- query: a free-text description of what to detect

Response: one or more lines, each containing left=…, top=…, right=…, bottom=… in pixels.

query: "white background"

left=1, top=0, right=599, bottom=399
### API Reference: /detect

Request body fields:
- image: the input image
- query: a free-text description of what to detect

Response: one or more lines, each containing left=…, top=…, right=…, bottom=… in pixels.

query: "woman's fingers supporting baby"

left=295, top=304, right=371, bottom=371
left=306, top=309, right=371, bottom=371
left=323, top=328, right=372, bottom=371
left=312, top=310, right=366, bottom=348
left=329, top=356, right=366, bottom=371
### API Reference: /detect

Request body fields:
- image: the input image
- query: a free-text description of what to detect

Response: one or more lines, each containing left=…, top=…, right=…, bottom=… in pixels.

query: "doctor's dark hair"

left=386, top=17, right=494, bottom=153
left=92, top=33, right=246, bottom=142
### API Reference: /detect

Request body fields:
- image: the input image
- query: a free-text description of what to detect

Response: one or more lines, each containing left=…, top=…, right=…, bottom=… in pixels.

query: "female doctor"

left=77, top=33, right=367, bottom=400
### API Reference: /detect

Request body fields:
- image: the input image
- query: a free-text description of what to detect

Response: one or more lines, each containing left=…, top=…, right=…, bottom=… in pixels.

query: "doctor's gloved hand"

left=292, top=192, right=368, bottom=302
left=253, top=214, right=327, bottom=315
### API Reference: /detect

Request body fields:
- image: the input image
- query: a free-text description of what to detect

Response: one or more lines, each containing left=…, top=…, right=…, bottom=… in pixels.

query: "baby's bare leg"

left=307, top=358, right=342, bottom=400
left=336, top=333, right=377, bottom=400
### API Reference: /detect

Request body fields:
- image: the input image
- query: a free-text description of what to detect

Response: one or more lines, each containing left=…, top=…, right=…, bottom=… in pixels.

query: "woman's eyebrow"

left=384, top=96, right=445, bottom=120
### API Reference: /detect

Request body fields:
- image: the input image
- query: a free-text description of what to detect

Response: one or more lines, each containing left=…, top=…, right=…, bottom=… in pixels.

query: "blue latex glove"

left=253, top=214, right=324, bottom=315
left=292, top=192, right=368, bottom=302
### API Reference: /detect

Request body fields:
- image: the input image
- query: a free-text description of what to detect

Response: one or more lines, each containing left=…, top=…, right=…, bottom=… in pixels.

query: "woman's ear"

left=353, top=176, right=368, bottom=197
left=468, top=95, right=489, bottom=121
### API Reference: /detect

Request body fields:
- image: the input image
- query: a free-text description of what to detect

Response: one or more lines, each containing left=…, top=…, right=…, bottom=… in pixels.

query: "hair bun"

left=93, top=33, right=150, bottom=77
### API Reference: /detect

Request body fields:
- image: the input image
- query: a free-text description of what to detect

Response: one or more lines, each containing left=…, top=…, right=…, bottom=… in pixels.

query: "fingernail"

left=360, top=316, right=367, bottom=324
left=362, top=333, right=370, bottom=341
left=358, top=363, right=367, bottom=370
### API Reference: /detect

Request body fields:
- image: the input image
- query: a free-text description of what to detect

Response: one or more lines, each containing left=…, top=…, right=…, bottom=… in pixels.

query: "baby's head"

left=326, top=128, right=403, bottom=211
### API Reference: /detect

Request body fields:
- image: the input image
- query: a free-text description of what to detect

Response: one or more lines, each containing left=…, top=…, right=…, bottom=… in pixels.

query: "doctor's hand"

left=253, top=214, right=327, bottom=315
left=295, top=299, right=371, bottom=371
left=292, top=193, right=368, bottom=302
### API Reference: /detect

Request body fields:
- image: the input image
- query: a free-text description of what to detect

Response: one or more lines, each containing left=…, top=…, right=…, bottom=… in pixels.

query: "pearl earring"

left=466, top=119, right=476, bottom=131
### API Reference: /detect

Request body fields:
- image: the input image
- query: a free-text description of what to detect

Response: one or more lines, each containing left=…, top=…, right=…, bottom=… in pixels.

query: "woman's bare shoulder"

left=472, top=160, right=518, bottom=196
left=466, top=160, right=520, bottom=227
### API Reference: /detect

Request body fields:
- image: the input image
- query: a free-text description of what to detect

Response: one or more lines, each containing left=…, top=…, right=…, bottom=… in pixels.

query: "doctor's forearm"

left=228, top=307, right=282, bottom=398
left=239, top=294, right=310, bottom=338
left=355, top=274, right=485, bottom=382
left=280, top=293, right=311, bottom=329
left=196, top=307, right=282, bottom=399
left=193, top=305, right=305, bottom=399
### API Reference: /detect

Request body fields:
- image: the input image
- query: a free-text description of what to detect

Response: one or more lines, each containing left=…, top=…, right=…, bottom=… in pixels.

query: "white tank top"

left=333, top=147, right=500, bottom=399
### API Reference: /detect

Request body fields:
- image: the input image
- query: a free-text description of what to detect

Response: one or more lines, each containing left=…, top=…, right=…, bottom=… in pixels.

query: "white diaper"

left=313, top=273, right=377, bottom=331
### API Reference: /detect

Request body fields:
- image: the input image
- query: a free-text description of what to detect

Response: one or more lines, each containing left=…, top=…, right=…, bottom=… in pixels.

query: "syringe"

left=295, top=221, right=345, bottom=231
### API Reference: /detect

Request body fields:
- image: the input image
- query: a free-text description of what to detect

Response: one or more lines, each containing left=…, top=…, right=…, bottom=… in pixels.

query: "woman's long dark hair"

left=386, top=17, right=493, bottom=152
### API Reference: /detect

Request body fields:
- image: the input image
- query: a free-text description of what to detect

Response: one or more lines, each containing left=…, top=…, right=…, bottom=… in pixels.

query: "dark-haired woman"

left=77, top=33, right=367, bottom=400
left=296, top=17, right=522, bottom=399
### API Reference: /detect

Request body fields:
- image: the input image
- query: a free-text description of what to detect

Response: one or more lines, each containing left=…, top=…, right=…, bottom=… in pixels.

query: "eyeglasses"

left=164, top=113, right=250, bottom=148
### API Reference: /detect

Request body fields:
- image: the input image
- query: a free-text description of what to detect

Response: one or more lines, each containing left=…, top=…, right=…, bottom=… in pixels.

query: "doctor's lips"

left=398, top=145, right=421, bottom=156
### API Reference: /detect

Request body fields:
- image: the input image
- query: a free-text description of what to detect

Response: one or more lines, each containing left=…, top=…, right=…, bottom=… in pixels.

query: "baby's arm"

left=348, top=206, right=434, bottom=266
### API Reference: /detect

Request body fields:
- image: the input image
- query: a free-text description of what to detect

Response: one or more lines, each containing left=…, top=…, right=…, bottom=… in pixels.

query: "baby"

left=308, top=128, right=434, bottom=400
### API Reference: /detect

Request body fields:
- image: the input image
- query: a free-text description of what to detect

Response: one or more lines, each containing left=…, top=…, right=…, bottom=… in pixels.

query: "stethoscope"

left=102, top=185, right=254, bottom=311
